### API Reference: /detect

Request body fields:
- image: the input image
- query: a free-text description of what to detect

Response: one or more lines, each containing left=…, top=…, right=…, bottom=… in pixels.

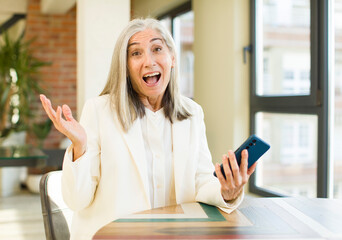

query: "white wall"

left=77, top=0, right=130, bottom=117
left=193, top=0, right=250, bottom=163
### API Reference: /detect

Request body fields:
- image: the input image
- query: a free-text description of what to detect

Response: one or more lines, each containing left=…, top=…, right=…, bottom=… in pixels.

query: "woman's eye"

left=154, top=47, right=162, bottom=52
left=131, top=52, right=140, bottom=56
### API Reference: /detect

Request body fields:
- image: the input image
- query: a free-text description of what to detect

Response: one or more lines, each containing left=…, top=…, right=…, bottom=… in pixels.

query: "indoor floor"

left=0, top=190, right=45, bottom=240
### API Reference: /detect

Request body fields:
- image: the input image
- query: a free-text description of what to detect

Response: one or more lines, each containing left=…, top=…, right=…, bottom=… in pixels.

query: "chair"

left=42, top=149, right=66, bottom=169
left=40, top=170, right=73, bottom=240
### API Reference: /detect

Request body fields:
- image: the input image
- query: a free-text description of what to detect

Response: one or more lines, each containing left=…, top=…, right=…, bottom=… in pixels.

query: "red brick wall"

left=25, top=0, right=77, bottom=148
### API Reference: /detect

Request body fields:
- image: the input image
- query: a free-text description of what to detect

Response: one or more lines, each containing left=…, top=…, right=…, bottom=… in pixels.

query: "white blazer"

left=61, top=95, right=243, bottom=240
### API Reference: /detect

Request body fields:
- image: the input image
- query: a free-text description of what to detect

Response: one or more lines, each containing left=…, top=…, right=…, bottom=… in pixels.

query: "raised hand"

left=40, top=94, right=87, bottom=160
left=215, top=150, right=257, bottom=201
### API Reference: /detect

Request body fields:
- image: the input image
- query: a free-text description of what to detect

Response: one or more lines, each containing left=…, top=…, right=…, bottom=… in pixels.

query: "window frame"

left=157, top=1, right=192, bottom=35
left=249, top=0, right=331, bottom=198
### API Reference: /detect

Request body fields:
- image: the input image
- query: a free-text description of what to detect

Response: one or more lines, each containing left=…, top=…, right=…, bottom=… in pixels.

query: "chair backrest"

left=40, top=170, right=73, bottom=240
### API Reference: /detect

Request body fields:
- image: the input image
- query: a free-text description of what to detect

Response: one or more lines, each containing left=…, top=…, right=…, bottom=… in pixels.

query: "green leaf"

left=0, top=31, right=51, bottom=135
left=31, top=119, right=52, bottom=140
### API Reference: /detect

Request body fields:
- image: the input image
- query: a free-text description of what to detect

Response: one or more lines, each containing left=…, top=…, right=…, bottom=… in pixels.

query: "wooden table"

left=93, top=197, right=342, bottom=240
left=0, top=145, right=47, bottom=167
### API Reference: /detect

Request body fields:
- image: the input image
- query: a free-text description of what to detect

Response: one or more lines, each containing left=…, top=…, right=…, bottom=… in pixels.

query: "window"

left=250, top=0, right=331, bottom=198
left=158, top=1, right=194, bottom=99
left=334, top=0, right=342, bottom=199
left=255, top=112, right=318, bottom=197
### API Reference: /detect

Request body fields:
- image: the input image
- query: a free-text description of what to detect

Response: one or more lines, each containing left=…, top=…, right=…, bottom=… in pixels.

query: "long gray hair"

left=100, top=18, right=191, bottom=131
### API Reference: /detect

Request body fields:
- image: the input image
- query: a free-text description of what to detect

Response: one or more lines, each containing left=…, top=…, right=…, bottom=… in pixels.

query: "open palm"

left=40, top=94, right=87, bottom=157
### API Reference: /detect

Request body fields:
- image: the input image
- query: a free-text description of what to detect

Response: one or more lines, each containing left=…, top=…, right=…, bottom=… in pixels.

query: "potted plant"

left=0, top=32, right=50, bottom=145
left=0, top=32, right=51, bottom=196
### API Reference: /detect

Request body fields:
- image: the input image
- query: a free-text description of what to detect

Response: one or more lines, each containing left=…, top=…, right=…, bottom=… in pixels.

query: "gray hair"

left=100, top=18, right=191, bottom=131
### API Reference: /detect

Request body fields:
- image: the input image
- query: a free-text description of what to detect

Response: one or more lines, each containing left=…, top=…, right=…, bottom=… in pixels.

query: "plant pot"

left=0, top=131, right=27, bottom=197
left=1, top=131, right=27, bottom=147
left=26, top=174, right=43, bottom=193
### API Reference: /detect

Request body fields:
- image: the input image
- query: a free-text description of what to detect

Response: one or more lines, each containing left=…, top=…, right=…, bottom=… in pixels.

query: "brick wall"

left=25, top=0, right=77, bottom=148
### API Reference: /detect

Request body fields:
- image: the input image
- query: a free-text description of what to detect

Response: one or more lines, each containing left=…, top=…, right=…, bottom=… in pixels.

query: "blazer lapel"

left=172, top=118, right=191, bottom=203
left=120, top=118, right=150, bottom=206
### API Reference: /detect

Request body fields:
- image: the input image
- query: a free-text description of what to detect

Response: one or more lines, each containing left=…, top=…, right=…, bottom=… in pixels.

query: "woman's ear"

left=171, top=54, right=175, bottom=68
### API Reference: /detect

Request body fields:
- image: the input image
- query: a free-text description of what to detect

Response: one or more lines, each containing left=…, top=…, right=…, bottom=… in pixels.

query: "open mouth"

left=142, top=72, right=161, bottom=85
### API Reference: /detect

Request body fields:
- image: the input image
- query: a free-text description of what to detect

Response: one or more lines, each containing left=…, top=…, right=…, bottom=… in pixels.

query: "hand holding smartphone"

left=213, top=134, right=270, bottom=179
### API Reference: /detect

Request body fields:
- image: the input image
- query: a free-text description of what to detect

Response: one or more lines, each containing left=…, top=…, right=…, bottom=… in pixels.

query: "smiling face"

left=127, top=28, right=175, bottom=110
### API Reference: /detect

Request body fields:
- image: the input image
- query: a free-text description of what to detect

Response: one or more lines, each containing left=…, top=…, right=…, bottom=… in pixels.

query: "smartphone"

left=213, top=134, right=270, bottom=179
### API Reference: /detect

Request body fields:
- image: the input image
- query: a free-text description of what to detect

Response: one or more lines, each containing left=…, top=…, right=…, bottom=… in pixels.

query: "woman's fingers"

left=218, top=149, right=256, bottom=201
left=227, top=150, right=240, bottom=182
left=240, top=149, right=249, bottom=180
left=62, top=104, right=74, bottom=121
left=215, top=163, right=229, bottom=188
left=40, top=94, right=68, bottom=134
left=221, top=154, right=234, bottom=188
left=56, top=106, right=63, bottom=124
left=54, top=105, right=68, bottom=134
left=40, top=94, right=57, bottom=121
left=40, top=95, right=50, bottom=116
left=39, top=95, right=87, bottom=155
left=247, top=162, right=258, bottom=176
left=239, top=149, right=248, bottom=172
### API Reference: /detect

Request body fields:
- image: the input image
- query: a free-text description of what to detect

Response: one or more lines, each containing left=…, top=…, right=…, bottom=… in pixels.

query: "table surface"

left=0, top=145, right=47, bottom=167
left=93, top=197, right=342, bottom=240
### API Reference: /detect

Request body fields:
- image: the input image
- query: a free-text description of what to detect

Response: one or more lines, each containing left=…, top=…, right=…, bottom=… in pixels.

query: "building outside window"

left=250, top=0, right=342, bottom=198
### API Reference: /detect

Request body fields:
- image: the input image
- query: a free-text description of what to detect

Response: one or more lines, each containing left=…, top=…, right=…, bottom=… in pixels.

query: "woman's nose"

left=143, top=52, right=156, bottom=67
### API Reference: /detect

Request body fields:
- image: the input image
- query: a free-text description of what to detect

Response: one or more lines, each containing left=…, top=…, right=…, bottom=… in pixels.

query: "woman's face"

left=127, top=28, right=175, bottom=105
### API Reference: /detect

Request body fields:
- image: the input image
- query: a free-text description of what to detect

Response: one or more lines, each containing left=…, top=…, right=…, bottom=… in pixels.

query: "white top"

left=140, top=108, right=176, bottom=208
left=61, top=95, right=244, bottom=240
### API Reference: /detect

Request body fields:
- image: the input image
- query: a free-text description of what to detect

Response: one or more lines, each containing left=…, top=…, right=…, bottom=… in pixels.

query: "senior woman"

left=40, top=18, right=256, bottom=240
